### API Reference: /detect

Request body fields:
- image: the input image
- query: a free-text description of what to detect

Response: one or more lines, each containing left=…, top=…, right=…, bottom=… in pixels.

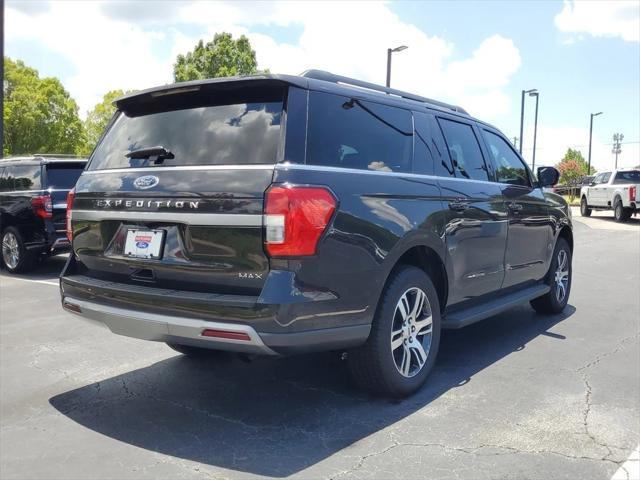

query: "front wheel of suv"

left=348, top=266, right=441, bottom=397
left=1, top=227, right=35, bottom=273
left=530, top=237, right=572, bottom=314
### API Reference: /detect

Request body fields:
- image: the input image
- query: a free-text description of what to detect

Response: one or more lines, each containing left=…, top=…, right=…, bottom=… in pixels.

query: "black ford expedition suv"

left=60, top=71, right=572, bottom=397
left=1, top=156, right=87, bottom=273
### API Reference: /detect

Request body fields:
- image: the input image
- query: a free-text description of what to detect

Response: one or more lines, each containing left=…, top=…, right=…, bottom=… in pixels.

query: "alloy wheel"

left=391, top=287, right=433, bottom=378
left=2, top=232, right=20, bottom=270
left=554, top=249, right=569, bottom=303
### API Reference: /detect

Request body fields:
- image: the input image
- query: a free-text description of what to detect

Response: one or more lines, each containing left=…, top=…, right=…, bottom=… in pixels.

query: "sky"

left=4, top=0, right=640, bottom=171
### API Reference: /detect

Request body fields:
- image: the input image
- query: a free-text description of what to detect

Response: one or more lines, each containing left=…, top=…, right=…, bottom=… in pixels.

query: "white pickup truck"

left=580, top=169, right=640, bottom=222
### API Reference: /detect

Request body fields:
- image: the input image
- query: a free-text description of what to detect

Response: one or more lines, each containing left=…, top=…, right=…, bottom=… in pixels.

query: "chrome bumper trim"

left=63, top=296, right=277, bottom=355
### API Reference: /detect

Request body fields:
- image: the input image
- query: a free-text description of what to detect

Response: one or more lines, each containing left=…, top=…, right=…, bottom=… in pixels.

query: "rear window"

left=88, top=92, right=284, bottom=171
left=613, top=171, right=640, bottom=184
left=45, top=164, right=85, bottom=189
left=306, top=91, right=413, bottom=173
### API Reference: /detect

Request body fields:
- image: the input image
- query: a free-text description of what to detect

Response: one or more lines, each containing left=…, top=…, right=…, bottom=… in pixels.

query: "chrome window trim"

left=275, top=163, right=502, bottom=187
left=82, top=165, right=276, bottom=175
left=72, top=209, right=263, bottom=226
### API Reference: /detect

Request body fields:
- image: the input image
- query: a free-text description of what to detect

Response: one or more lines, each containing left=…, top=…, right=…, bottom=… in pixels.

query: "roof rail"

left=300, top=69, right=469, bottom=115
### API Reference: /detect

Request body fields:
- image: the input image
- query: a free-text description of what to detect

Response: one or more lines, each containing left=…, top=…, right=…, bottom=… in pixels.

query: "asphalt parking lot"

left=1, top=215, right=639, bottom=480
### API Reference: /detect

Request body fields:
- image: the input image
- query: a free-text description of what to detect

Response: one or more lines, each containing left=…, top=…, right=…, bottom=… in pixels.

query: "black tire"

left=1, top=227, right=35, bottom=274
left=530, top=237, right=572, bottom=314
left=348, top=266, right=441, bottom=397
left=614, top=198, right=627, bottom=222
left=166, top=343, right=227, bottom=358
left=580, top=196, right=591, bottom=217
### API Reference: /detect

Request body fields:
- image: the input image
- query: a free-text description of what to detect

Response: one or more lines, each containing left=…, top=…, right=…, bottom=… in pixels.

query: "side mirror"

left=537, top=166, right=560, bottom=187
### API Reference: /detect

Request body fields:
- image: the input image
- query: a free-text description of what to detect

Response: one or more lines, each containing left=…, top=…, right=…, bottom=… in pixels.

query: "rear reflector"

left=201, top=329, right=251, bottom=341
left=264, top=185, right=337, bottom=257
left=62, top=301, right=82, bottom=313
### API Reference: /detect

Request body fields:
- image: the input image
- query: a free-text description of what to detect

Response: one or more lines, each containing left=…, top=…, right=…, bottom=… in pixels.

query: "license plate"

left=124, top=229, right=165, bottom=259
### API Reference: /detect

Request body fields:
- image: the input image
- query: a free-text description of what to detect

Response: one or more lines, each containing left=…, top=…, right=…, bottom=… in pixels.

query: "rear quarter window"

left=3, top=165, right=42, bottom=191
left=306, top=91, right=413, bottom=173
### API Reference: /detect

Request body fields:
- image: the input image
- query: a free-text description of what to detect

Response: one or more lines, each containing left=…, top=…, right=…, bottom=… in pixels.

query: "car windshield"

left=614, top=171, right=640, bottom=184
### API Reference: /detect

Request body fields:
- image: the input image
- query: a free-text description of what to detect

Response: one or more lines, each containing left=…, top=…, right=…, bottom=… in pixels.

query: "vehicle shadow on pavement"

left=49, top=304, right=575, bottom=477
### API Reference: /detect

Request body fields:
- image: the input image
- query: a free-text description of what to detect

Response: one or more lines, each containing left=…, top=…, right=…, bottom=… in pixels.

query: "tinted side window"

left=437, top=118, right=489, bottom=181
left=482, top=130, right=530, bottom=186
left=0, top=168, right=7, bottom=192
left=413, top=112, right=455, bottom=177
left=307, top=91, right=413, bottom=173
left=613, top=171, right=640, bottom=184
left=600, top=172, right=611, bottom=183
left=5, top=165, right=42, bottom=191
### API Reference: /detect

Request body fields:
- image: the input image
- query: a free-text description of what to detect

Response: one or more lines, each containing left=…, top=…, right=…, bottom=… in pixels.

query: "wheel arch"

left=386, top=244, right=448, bottom=314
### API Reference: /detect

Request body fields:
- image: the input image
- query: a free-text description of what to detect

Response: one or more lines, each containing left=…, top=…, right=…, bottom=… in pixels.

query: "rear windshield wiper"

left=125, top=146, right=174, bottom=164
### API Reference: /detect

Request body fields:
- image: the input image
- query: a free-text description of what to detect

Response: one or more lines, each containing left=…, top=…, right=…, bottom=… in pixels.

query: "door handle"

left=449, top=199, right=470, bottom=212
left=508, top=202, right=523, bottom=212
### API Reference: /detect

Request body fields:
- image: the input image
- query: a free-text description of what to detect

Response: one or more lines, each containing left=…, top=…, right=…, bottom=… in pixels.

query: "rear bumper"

left=63, top=296, right=279, bottom=355
left=61, top=295, right=371, bottom=356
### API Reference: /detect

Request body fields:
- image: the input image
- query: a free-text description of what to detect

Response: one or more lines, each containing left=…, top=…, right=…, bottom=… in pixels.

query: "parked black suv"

left=1, top=156, right=87, bottom=273
left=60, top=71, right=572, bottom=396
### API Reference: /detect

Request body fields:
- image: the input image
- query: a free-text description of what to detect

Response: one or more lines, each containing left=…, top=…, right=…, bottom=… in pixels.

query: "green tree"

left=173, top=32, right=264, bottom=82
left=556, top=148, right=596, bottom=200
left=81, top=89, right=127, bottom=156
left=3, top=57, right=86, bottom=156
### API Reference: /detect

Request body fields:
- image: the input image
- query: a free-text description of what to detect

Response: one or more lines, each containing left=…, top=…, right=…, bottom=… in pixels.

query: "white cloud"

left=6, top=0, right=521, bottom=121
left=555, top=0, right=640, bottom=43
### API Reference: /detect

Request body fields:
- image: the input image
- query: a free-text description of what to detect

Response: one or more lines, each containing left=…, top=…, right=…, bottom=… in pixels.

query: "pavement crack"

left=577, top=332, right=640, bottom=372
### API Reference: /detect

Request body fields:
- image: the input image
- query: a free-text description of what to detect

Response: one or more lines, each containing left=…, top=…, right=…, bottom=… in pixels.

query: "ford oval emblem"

left=133, top=175, right=159, bottom=190
left=136, top=241, right=149, bottom=248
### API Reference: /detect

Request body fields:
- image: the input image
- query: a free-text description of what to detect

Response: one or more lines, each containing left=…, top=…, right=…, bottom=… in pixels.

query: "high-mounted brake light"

left=630, top=186, right=636, bottom=203
left=66, top=188, right=76, bottom=242
left=31, top=195, right=52, bottom=219
left=264, top=185, right=337, bottom=257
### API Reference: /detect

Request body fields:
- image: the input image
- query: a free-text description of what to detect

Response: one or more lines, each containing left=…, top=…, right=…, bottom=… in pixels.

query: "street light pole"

left=612, top=133, right=624, bottom=169
left=518, top=88, right=537, bottom=155
left=588, top=112, right=603, bottom=175
left=386, top=45, right=408, bottom=88
left=529, top=91, right=539, bottom=170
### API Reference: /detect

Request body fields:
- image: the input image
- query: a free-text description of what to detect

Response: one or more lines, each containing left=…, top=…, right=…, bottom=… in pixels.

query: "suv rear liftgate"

left=60, top=79, right=368, bottom=355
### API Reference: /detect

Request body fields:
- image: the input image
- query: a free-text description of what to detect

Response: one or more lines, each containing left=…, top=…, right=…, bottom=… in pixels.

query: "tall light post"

left=519, top=88, right=537, bottom=155
left=529, top=91, right=539, bottom=170
left=588, top=112, right=602, bottom=175
left=386, top=45, right=408, bottom=88
left=612, top=133, right=624, bottom=169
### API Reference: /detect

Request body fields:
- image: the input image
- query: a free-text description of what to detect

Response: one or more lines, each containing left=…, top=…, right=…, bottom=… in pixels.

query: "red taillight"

left=630, top=186, right=637, bottom=202
left=31, top=195, right=52, bottom=219
left=66, top=188, right=75, bottom=242
left=264, top=185, right=337, bottom=257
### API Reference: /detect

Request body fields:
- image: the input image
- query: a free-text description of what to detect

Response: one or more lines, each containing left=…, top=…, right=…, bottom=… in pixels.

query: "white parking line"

left=0, top=276, right=59, bottom=286
left=612, top=445, right=640, bottom=480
